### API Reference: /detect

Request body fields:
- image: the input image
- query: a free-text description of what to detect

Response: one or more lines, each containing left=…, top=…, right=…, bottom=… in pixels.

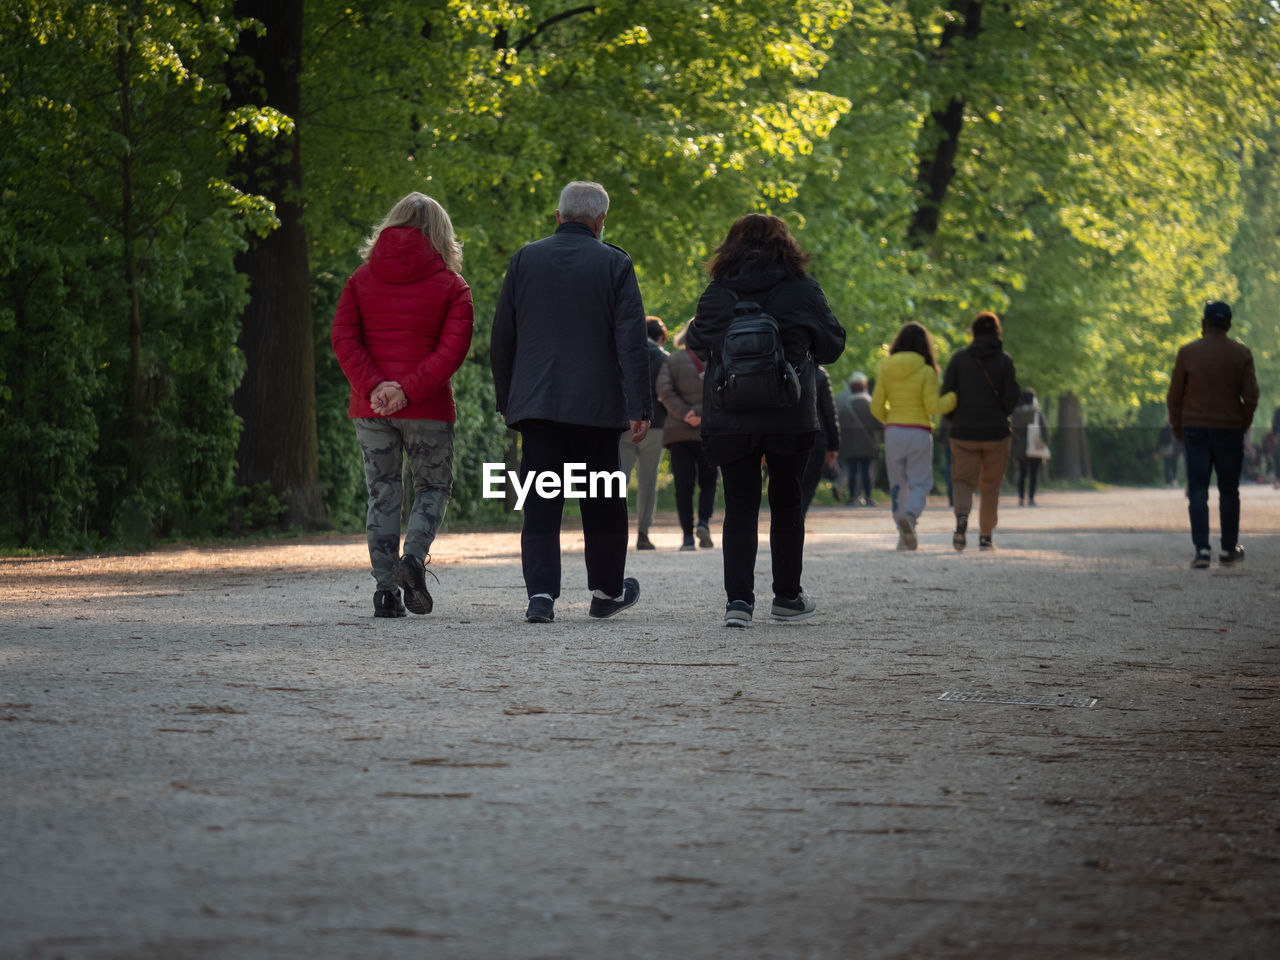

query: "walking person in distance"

left=620, top=317, right=670, bottom=550
left=941, top=311, right=1020, bottom=551
left=656, top=323, right=719, bottom=551
left=870, top=321, right=956, bottom=550
left=1166, top=300, right=1258, bottom=568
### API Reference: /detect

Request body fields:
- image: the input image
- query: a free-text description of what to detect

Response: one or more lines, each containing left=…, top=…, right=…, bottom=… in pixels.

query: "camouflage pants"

left=353, top=418, right=454, bottom=589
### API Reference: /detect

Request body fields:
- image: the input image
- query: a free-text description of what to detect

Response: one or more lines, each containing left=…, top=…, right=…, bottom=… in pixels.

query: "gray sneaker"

left=1191, top=549, right=1212, bottom=569
left=770, top=590, right=816, bottom=621
left=724, top=600, right=753, bottom=628
left=897, top=513, right=917, bottom=550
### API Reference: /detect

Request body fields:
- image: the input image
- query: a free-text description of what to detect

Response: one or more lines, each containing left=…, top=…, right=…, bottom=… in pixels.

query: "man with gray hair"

left=491, top=181, right=651, bottom=622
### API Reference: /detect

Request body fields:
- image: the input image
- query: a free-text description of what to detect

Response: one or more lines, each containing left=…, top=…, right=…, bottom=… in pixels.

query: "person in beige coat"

left=656, top=326, right=719, bottom=550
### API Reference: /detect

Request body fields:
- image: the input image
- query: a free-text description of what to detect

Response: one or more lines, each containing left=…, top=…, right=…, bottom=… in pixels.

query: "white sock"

left=592, top=588, right=625, bottom=601
left=531, top=592, right=552, bottom=601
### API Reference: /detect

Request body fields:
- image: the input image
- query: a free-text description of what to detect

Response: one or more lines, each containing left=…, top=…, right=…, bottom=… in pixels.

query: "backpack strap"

left=970, top=351, right=1002, bottom=403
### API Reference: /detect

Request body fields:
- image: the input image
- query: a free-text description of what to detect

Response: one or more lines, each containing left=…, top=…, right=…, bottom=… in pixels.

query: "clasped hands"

left=370, top=380, right=408, bottom=416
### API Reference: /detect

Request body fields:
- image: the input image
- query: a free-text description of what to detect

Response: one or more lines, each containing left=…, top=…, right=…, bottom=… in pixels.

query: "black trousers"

left=1016, top=457, right=1041, bottom=501
left=718, top=444, right=809, bottom=606
left=518, top=420, right=628, bottom=599
left=667, top=440, right=717, bottom=536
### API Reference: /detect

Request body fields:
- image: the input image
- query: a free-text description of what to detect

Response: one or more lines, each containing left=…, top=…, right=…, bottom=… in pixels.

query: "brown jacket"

left=1166, top=328, right=1258, bottom=438
left=657, top=349, right=705, bottom=446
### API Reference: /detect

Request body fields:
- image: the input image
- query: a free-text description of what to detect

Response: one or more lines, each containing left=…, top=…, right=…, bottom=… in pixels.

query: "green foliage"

left=5, top=0, right=1280, bottom=550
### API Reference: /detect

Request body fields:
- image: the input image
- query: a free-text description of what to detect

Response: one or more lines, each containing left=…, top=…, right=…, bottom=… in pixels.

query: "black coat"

left=941, top=334, right=1020, bottom=441
left=490, top=221, right=651, bottom=429
left=685, top=261, right=846, bottom=437
left=645, top=338, right=669, bottom=430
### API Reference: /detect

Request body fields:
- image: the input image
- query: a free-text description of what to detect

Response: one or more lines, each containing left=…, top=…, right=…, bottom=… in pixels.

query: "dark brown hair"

left=708, top=214, right=810, bottom=281
left=645, top=316, right=667, bottom=342
left=970, top=311, right=1002, bottom=338
left=889, top=321, right=939, bottom=373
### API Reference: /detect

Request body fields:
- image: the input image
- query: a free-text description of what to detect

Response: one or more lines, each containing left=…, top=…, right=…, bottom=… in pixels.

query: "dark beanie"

left=1203, top=300, right=1232, bottom=328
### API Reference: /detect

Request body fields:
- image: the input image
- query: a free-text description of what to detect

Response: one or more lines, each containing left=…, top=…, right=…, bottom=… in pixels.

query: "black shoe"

left=373, top=588, right=406, bottom=618
left=953, top=514, right=968, bottom=552
left=696, top=524, right=714, bottom=548
left=636, top=532, right=655, bottom=550
left=679, top=535, right=696, bottom=552
left=589, top=578, right=640, bottom=619
left=1219, top=545, right=1245, bottom=566
left=978, top=535, right=994, bottom=551
left=525, top=595, right=555, bottom=623
left=724, top=599, right=753, bottom=628
left=392, top=554, right=435, bottom=615
left=770, top=590, right=816, bottom=621
left=1191, top=548, right=1211, bottom=569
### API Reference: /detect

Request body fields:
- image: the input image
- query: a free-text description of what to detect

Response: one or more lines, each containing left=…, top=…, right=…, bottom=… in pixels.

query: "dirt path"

left=3, top=487, right=1278, bottom=959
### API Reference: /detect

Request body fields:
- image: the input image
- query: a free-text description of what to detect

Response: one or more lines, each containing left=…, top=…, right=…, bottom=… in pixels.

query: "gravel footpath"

left=2, top=487, right=1278, bottom=959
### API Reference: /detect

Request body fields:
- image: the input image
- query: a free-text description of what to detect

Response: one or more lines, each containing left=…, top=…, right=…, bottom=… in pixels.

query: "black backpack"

left=713, top=289, right=801, bottom=411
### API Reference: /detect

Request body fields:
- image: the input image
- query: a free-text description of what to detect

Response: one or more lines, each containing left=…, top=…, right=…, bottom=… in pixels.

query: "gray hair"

left=557, top=181, right=609, bottom=223
left=849, top=372, right=868, bottom=388
left=361, top=192, right=463, bottom=273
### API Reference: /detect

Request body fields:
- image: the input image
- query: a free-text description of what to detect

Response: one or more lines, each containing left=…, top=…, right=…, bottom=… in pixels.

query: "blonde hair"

left=360, top=192, right=463, bottom=273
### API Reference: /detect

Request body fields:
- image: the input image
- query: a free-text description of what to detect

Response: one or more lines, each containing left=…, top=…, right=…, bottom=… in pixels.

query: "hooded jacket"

left=941, top=334, right=1020, bottom=441
left=870, top=351, right=956, bottom=429
left=685, top=258, right=846, bottom=437
left=331, top=227, right=474, bottom=421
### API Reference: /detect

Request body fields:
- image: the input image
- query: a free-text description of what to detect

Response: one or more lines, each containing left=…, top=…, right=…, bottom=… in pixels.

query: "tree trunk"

left=117, top=23, right=146, bottom=498
left=1056, top=391, right=1091, bottom=481
left=229, top=0, right=326, bottom=529
left=908, top=1, right=984, bottom=250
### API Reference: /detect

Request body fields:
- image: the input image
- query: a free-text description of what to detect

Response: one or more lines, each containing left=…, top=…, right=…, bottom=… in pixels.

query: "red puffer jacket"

left=331, top=226, right=474, bottom=420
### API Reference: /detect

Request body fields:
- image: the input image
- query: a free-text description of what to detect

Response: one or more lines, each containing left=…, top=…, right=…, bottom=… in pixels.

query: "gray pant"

left=619, top=428, right=664, bottom=536
left=353, top=418, right=453, bottom=589
left=884, top=425, right=934, bottom=521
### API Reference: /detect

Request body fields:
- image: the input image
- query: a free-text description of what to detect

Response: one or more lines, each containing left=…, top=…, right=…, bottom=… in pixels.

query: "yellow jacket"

left=870, top=351, right=956, bottom=428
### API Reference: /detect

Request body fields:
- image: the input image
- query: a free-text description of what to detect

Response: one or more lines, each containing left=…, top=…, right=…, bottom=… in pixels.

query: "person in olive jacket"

left=941, top=311, right=1020, bottom=551
left=685, top=214, right=846, bottom=628
left=656, top=325, right=719, bottom=550
left=620, top=317, right=670, bottom=551
left=490, top=181, right=652, bottom=624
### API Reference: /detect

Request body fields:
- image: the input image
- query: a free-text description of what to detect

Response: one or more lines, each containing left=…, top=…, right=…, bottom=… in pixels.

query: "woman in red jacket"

left=331, top=193, right=474, bottom=618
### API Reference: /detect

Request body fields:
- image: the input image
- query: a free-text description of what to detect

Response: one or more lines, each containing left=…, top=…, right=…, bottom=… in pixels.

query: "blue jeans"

left=1182, top=427, right=1244, bottom=552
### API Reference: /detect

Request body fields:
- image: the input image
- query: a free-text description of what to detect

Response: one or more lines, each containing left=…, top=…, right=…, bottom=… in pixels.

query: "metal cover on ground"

left=939, top=691, right=1098, bottom=708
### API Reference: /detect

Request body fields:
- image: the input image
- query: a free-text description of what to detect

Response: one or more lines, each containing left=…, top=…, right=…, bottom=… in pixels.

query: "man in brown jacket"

left=1166, top=300, right=1259, bottom=568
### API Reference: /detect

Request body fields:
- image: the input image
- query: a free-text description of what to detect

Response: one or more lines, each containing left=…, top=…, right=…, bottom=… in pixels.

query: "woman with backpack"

left=940, top=311, right=1021, bottom=550
left=869, top=321, right=956, bottom=550
left=685, top=214, right=846, bottom=628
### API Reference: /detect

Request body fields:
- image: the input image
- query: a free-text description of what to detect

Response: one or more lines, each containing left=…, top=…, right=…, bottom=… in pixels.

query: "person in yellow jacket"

left=870, top=321, right=956, bottom=549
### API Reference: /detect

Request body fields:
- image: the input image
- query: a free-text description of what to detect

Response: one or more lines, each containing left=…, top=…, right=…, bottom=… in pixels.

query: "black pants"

left=667, top=440, right=717, bottom=535
left=1183, top=427, right=1243, bottom=552
left=1016, top=457, right=1040, bottom=501
left=800, top=442, right=831, bottom=516
left=517, top=420, right=628, bottom=599
left=718, top=445, right=809, bottom=606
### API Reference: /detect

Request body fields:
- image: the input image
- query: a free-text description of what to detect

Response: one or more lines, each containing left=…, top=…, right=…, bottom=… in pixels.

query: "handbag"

left=1026, top=418, right=1051, bottom=459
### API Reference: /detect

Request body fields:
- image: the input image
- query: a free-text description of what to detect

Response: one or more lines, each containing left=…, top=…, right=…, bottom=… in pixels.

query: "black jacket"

left=941, top=334, right=1020, bottom=441
left=490, top=221, right=651, bottom=429
left=685, top=260, right=846, bottom=437
left=645, top=338, right=669, bottom=430
left=815, top=366, right=840, bottom=452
